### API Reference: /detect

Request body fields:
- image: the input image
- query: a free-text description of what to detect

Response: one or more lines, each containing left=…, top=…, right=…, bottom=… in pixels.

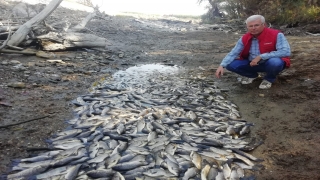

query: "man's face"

left=247, top=19, right=265, bottom=36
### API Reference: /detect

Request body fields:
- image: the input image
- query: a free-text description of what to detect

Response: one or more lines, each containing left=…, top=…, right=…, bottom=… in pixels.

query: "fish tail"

left=27, top=175, right=37, bottom=180
left=0, top=175, right=8, bottom=180
left=10, top=159, right=21, bottom=164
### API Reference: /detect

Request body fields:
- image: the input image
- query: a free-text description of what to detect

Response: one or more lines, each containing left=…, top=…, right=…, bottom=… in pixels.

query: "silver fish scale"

left=8, top=64, right=263, bottom=180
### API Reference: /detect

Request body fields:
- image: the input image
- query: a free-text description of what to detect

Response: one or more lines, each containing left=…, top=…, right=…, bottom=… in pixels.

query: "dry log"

left=0, top=26, right=20, bottom=33
left=0, top=49, right=35, bottom=55
left=69, top=12, right=96, bottom=32
left=7, top=0, right=63, bottom=46
left=37, top=32, right=111, bottom=51
left=0, top=26, right=12, bottom=50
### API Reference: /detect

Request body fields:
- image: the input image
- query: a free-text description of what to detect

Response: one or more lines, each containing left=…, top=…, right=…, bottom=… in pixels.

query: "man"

left=215, top=15, right=291, bottom=89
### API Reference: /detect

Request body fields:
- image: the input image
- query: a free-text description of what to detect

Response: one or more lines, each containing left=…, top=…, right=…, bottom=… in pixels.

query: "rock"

left=118, top=52, right=124, bottom=58
left=259, top=94, right=265, bottom=97
left=12, top=64, right=27, bottom=71
left=27, top=62, right=36, bottom=67
left=36, top=51, right=56, bottom=59
left=35, top=63, right=46, bottom=67
left=1, top=61, right=9, bottom=65
left=9, top=60, right=21, bottom=65
left=49, top=74, right=62, bottom=81
left=47, top=60, right=65, bottom=64
left=180, top=28, right=187, bottom=31
left=7, top=82, right=26, bottom=88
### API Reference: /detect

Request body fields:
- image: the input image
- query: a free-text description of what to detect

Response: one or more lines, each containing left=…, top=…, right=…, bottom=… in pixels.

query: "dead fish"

left=89, top=141, right=100, bottom=158
left=143, top=168, right=175, bottom=178
left=106, top=153, right=122, bottom=168
left=117, top=123, right=126, bottom=134
left=148, top=131, right=158, bottom=142
left=239, top=124, right=251, bottom=135
left=207, top=165, right=219, bottom=180
left=201, top=164, right=211, bottom=180
left=118, top=153, right=138, bottom=163
left=87, top=169, right=115, bottom=178
left=65, top=164, right=82, bottom=180
left=87, top=152, right=110, bottom=164
left=7, top=164, right=50, bottom=179
left=50, top=148, right=86, bottom=167
left=190, top=151, right=202, bottom=169
left=222, top=162, right=231, bottom=179
left=229, top=166, right=240, bottom=180
left=230, top=148, right=263, bottom=162
left=112, top=160, right=148, bottom=171
left=30, top=166, right=68, bottom=179
left=182, top=167, right=198, bottom=180
left=49, top=129, right=82, bottom=142
left=17, top=155, right=52, bottom=163
left=185, top=111, right=197, bottom=120
left=166, top=158, right=179, bottom=176
left=215, top=171, right=226, bottom=180
left=112, top=171, right=125, bottom=180
left=165, top=143, right=177, bottom=155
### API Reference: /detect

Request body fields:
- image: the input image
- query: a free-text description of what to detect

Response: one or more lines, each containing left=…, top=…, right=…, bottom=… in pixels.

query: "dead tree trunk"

left=37, top=32, right=111, bottom=51
left=7, top=0, right=63, bottom=46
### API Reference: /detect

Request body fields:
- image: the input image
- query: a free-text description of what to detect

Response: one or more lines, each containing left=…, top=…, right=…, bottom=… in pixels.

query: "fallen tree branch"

left=7, top=45, right=24, bottom=50
left=306, top=32, right=320, bottom=36
left=8, top=0, right=63, bottom=46
left=0, top=25, right=20, bottom=33
left=0, top=115, right=51, bottom=129
left=0, top=49, right=35, bottom=55
left=69, top=12, right=96, bottom=32
left=26, top=147, right=64, bottom=152
left=0, top=24, right=12, bottom=50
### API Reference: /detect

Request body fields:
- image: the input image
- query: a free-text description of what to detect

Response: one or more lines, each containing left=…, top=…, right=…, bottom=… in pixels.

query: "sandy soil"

left=0, top=1, right=320, bottom=179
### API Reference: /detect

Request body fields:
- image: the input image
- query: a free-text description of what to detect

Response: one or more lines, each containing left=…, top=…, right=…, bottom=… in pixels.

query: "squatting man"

left=215, top=15, right=291, bottom=89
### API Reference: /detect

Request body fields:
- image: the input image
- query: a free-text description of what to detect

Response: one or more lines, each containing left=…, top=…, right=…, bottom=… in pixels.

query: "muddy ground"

left=1, top=1, right=320, bottom=179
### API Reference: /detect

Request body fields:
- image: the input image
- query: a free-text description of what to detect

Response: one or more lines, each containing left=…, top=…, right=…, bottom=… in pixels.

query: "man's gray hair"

left=245, top=15, right=265, bottom=24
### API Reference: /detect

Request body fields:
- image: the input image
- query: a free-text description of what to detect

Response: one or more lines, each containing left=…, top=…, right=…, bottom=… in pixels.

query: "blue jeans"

left=226, top=58, right=285, bottom=83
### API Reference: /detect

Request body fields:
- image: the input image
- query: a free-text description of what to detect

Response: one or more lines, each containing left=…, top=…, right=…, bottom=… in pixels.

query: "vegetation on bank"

left=198, top=0, right=320, bottom=25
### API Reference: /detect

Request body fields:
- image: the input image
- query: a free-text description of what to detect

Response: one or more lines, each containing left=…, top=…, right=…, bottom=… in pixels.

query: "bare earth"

left=0, top=1, right=320, bottom=179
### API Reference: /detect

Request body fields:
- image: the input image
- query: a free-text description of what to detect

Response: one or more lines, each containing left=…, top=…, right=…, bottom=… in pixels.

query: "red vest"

left=240, top=28, right=290, bottom=68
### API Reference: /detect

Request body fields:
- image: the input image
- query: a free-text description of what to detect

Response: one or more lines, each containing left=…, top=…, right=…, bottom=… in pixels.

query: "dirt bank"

left=0, top=1, right=320, bottom=179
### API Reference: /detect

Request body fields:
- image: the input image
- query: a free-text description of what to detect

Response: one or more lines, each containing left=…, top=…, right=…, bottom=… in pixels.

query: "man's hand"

left=215, top=66, right=224, bottom=78
left=250, top=56, right=262, bottom=66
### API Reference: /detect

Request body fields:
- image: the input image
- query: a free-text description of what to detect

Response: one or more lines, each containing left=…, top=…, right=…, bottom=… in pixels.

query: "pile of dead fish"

left=6, top=64, right=263, bottom=180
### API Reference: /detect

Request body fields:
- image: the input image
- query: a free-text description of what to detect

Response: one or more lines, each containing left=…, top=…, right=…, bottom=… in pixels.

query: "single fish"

left=7, top=164, right=50, bottom=179
left=112, top=160, right=148, bottom=171
left=190, top=151, right=202, bottom=169
left=166, top=158, right=179, bottom=176
left=65, top=164, right=82, bottom=180
left=87, top=169, right=115, bottom=178
left=106, top=153, right=122, bottom=168
left=182, top=167, right=198, bottom=180
left=165, top=143, right=177, bottom=155
left=201, top=164, right=211, bottom=180
left=143, top=168, right=175, bottom=178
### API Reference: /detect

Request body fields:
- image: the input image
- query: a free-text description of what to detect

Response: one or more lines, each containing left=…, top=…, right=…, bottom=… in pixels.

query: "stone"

left=7, top=82, right=26, bottom=88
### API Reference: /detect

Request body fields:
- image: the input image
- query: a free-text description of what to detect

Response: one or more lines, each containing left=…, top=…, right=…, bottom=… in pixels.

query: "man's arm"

left=259, top=33, right=291, bottom=60
left=220, top=38, right=245, bottom=67
left=216, top=38, right=244, bottom=78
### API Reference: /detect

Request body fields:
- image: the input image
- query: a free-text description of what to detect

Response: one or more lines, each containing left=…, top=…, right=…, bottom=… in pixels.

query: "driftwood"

left=0, top=26, right=12, bottom=50
left=0, top=49, right=36, bottom=55
left=69, top=12, right=96, bottom=32
left=7, top=0, right=63, bottom=46
left=1, top=0, right=108, bottom=53
left=0, top=25, right=20, bottom=33
left=37, top=32, right=110, bottom=51
left=0, top=115, right=50, bottom=129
